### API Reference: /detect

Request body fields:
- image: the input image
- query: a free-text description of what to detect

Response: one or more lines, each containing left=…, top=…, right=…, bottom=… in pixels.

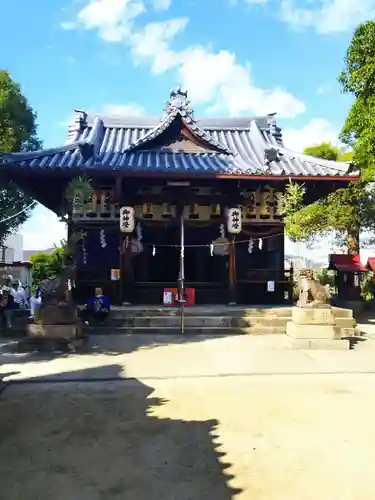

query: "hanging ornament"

left=72, top=190, right=84, bottom=216
left=119, top=206, right=135, bottom=233
left=248, top=237, right=254, bottom=254
left=212, top=237, right=229, bottom=256
left=81, top=236, right=87, bottom=265
left=99, top=229, right=107, bottom=248
left=131, top=238, right=143, bottom=255
left=259, top=238, right=263, bottom=250
left=210, top=243, right=214, bottom=256
left=136, top=222, right=143, bottom=242
left=227, top=208, right=242, bottom=234
left=152, top=245, right=156, bottom=256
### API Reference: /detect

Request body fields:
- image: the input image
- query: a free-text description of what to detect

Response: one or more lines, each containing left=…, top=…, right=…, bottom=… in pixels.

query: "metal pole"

left=177, top=209, right=186, bottom=335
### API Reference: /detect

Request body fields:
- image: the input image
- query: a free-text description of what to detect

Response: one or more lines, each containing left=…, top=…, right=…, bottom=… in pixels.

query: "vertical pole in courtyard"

left=177, top=208, right=186, bottom=335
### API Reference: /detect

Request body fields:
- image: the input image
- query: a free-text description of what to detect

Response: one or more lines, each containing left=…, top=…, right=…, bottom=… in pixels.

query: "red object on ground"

left=163, top=287, right=195, bottom=306
left=329, top=254, right=367, bottom=272
left=185, top=288, right=195, bottom=306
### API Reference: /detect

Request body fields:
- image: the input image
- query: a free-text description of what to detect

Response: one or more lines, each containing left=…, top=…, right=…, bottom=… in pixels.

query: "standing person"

left=29, top=287, right=42, bottom=320
left=0, top=289, right=15, bottom=329
left=80, top=287, right=110, bottom=325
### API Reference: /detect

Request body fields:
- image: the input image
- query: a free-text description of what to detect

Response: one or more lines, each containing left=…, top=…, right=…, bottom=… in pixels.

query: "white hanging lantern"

left=72, top=190, right=84, bottom=215
left=119, top=206, right=135, bottom=233
left=227, top=207, right=242, bottom=234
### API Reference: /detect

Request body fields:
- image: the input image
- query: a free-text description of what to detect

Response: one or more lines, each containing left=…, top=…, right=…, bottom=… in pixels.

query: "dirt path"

left=1, top=374, right=375, bottom=500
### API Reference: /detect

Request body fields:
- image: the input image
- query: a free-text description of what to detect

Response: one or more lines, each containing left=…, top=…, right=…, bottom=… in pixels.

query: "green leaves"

left=0, top=70, right=41, bottom=153
left=0, top=70, right=42, bottom=240
left=304, top=143, right=338, bottom=161
left=29, top=247, right=67, bottom=284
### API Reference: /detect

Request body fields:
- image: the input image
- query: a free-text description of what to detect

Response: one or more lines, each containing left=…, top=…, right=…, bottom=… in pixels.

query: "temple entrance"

left=132, top=221, right=228, bottom=304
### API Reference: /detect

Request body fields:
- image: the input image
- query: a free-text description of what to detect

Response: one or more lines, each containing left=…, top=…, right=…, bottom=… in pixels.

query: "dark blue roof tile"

left=0, top=88, right=353, bottom=178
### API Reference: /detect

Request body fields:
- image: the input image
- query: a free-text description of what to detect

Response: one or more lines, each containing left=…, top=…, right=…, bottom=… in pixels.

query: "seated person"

left=0, top=290, right=15, bottom=329
left=29, top=287, right=42, bottom=320
left=80, top=287, right=110, bottom=325
left=11, top=281, right=28, bottom=309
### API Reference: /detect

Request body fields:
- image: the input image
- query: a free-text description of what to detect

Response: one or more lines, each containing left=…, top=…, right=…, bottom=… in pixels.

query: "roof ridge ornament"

left=163, top=87, right=194, bottom=119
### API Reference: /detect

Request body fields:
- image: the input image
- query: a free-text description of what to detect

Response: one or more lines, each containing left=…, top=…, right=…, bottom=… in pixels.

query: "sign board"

left=267, top=280, right=275, bottom=292
left=163, top=291, right=173, bottom=305
left=110, top=269, right=121, bottom=281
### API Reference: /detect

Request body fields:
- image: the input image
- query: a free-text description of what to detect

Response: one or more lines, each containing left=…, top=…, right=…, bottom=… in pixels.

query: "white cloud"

left=127, top=20, right=305, bottom=117
left=101, top=103, right=147, bottom=115
left=152, top=0, right=172, bottom=10
left=21, top=205, right=66, bottom=251
left=61, top=0, right=146, bottom=41
left=130, top=18, right=189, bottom=73
left=282, top=118, right=339, bottom=152
left=62, top=2, right=306, bottom=118
left=279, top=0, right=375, bottom=34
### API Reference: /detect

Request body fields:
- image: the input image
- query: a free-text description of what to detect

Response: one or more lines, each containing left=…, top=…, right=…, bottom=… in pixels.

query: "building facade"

left=0, top=88, right=357, bottom=305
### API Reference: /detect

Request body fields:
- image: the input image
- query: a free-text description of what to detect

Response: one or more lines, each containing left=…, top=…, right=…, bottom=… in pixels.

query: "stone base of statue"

left=285, top=306, right=350, bottom=350
left=23, top=302, right=84, bottom=352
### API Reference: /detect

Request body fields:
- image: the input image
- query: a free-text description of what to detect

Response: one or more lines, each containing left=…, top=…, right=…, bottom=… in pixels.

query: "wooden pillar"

left=228, top=235, right=237, bottom=305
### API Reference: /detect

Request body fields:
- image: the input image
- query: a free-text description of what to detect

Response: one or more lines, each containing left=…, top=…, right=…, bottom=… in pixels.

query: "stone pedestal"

left=27, top=324, right=81, bottom=339
left=286, top=306, right=350, bottom=350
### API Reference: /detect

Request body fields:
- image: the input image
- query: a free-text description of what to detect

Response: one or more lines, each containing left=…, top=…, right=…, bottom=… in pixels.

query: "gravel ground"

left=1, top=374, right=375, bottom=500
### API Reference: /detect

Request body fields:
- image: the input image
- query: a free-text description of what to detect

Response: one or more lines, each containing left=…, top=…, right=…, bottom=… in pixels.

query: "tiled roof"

left=0, top=88, right=354, bottom=178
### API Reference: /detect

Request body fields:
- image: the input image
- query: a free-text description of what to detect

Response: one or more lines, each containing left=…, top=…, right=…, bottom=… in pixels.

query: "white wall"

left=2, top=234, right=23, bottom=262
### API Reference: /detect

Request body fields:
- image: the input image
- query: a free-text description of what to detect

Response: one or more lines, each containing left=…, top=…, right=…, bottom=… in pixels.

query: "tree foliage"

left=0, top=70, right=42, bottom=240
left=29, top=247, right=67, bottom=284
left=283, top=22, right=375, bottom=247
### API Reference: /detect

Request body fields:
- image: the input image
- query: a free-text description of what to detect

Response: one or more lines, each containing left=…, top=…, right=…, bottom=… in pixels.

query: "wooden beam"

left=228, top=235, right=237, bottom=305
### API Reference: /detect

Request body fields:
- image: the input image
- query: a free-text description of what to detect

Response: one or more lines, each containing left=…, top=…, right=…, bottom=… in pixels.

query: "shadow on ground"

left=0, top=332, right=243, bottom=366
left=0, top=364, right=242, bottom=500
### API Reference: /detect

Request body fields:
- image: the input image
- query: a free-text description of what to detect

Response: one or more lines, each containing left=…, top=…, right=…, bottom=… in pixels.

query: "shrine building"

left=0, top=88, right=358, bottom=305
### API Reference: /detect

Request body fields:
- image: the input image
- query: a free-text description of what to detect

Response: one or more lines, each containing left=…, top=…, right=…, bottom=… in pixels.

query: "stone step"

left=84, top=325, right=287, bottom=335
left=108, top=306, right=293, bottom=318
left=331, top=307, right=355, bottom=319
left=104, top=315, right=292, bottom=328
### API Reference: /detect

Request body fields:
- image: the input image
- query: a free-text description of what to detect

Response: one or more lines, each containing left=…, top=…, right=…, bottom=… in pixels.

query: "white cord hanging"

left=152, top=245, right=156, bottom=256
left=248, top=237, right=253, bottom=254
left=99, top=229, right=107, bottom=248
left=82, top=236, right=87, bottom=265
left=136, top=222, right=143, bottom=242
left=210, top=243, right=214, bottom=256
left=259, top=238, right=263, bottom=250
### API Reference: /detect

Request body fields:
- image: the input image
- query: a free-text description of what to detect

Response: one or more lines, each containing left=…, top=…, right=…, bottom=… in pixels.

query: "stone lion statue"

left=39, top=265, right=76, bottom=305
left=297, top=268, right=331, bottom=308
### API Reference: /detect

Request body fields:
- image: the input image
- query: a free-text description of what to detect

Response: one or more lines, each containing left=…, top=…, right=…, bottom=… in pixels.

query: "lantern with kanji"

left=119, top=206, right=135, bottom=233
left=227, top=207, right=242, bottom=234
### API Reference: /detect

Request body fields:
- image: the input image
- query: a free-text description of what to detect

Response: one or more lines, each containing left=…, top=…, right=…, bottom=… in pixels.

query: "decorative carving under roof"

left=163, top=87, right=194, bottom=118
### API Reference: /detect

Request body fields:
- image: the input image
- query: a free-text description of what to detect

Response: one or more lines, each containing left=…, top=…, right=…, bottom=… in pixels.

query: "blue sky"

left=0, top=0, right=370, bottom=256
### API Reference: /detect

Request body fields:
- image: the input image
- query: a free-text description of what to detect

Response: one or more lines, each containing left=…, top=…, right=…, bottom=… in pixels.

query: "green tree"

left=282, top=143, right=360, bottom=250
left=30, top=247, right=67, bottom=284
left=304, top=142, right=338, bottom=161
left=282, top=20, right=375, bottom=249
left=0, top=70, right=42, bottom=240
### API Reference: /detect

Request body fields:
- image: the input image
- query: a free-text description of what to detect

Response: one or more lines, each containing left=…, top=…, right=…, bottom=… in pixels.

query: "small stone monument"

left=286, top=269, right=351, bottom=349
